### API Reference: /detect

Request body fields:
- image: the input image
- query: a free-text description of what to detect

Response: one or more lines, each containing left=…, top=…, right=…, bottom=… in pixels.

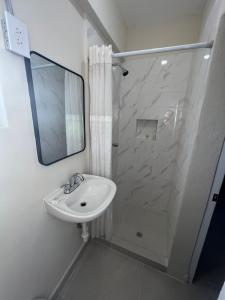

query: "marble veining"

left=114, top=53, right=193, bottom=213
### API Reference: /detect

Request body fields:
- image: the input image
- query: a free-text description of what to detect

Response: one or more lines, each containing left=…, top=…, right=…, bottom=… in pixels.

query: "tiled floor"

left=57, top=240, right=219, bottom=300
left=112, top=204, right=168, bottom=266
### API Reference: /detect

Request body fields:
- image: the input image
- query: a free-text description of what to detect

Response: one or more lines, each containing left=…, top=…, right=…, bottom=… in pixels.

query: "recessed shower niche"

left=136, top=119, right=158, bottom=140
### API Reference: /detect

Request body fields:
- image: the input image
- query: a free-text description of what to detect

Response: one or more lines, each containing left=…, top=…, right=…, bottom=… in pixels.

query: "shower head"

left=121, top=67, right=129, bottom=77
left=112, top=63, right=129, bottom=77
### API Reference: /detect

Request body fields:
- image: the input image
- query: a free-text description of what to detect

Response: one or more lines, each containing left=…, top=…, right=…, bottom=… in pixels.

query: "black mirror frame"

left=24, top=51, right=86, bottom=166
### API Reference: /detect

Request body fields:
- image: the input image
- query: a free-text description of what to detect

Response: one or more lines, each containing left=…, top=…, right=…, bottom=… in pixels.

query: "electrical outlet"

left=1, top=11, right=30, bottom=58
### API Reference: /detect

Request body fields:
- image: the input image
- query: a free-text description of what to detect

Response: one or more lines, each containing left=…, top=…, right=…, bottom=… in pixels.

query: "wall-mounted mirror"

left=25, top=52, right=85, bottom=165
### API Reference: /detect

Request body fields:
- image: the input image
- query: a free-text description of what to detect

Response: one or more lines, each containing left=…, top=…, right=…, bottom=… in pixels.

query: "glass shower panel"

left=111, top=52, right=194, bottom=267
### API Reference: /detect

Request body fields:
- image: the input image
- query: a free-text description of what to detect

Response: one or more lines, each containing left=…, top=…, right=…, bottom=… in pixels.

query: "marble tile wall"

left=115, top=53, right=193, bottom=214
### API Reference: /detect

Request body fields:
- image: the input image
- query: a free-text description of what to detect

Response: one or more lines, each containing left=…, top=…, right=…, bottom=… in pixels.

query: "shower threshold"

left=96, top=238, right=167, bottom=272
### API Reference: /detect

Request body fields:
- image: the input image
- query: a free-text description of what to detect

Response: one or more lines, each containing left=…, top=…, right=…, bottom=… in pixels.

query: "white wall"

left=87, top=0, right=127, bottom=50
left=86, top=19, right=106, bottom=47
left=168, top=0, right=225, bottom=281
left=201, top=0, right=225, bottom=40
left=72, top=0, right=127, bottom=51
left=0, top=0, right=89, bottom=299
left=126, top=16, right=201, bottom=50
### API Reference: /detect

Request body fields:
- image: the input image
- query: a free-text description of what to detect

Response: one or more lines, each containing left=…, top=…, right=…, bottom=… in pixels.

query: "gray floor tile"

left=58, top=241, right=219, bottom=300
left=61, top=241, right=143, bottom=300
left=140, top=265, right=219, bottom=300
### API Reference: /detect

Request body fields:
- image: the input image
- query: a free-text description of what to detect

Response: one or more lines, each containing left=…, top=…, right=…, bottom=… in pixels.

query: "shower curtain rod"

left=112, top=41, right=214, bottom=58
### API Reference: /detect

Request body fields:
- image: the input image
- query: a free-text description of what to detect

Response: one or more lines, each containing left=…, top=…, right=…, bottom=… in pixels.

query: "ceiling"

left=116, top=0, right=208, bottom=29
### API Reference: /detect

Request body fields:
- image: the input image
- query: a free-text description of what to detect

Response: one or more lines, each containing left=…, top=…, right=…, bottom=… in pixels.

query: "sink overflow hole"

left=80, top=202, right=87, bottom=207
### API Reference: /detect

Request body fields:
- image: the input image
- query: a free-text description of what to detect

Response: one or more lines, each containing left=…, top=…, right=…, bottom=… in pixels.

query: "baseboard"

left=48, top=241, right=88, bottom=300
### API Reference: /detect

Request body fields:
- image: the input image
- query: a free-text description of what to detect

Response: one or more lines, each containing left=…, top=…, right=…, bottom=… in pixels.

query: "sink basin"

left=44, top=174, right=116, bottom=223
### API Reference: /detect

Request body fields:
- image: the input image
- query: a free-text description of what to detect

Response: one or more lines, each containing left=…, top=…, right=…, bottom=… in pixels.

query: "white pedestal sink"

left=44, top=174, right=116, bottom=241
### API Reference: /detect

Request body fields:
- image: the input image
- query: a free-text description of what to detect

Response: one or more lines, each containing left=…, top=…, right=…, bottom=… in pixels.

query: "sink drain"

left=136, top=231, right=143, bottom=238
left=80, top=202, right=87, bottom=207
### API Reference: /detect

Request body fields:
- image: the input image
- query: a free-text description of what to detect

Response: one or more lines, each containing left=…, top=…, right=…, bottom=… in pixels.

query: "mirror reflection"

left=26, top=52, right=85, bottom=165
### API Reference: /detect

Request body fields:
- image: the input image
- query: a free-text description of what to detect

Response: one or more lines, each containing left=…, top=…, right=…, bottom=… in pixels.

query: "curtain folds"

left=89, top=45, right=113, bottom=241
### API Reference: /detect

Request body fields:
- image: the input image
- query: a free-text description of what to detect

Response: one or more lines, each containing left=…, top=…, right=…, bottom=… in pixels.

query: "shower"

left=110, top=47, right=212, bottom=268
left=112, top=63, right=129, bottom=77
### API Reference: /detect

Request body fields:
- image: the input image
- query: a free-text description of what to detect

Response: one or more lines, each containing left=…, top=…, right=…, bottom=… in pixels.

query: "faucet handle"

left=69, top=173, right=84, bottom=187
left=78, top=174, right=84, bottom=181
left=61, top=183, right=71, bottom=194
left=72, top=173, right=84, bottom=182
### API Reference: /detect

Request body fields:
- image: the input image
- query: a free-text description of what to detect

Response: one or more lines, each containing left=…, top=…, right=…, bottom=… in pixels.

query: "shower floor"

left=111, top=204, right=168, bottom=267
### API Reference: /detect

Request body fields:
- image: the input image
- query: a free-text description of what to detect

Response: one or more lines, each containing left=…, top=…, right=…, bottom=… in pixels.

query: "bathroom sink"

left=44, top=174, right=116, bottom=223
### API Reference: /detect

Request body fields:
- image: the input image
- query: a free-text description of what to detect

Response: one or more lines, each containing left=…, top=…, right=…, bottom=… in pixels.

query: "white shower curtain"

left=65, top=71, right=84, bottom=155
left=89, top=45, right=113, bottom=240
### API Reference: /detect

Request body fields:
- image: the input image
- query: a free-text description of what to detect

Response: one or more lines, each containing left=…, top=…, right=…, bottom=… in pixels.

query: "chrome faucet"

left=62, top=173, right=84, bottom=194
